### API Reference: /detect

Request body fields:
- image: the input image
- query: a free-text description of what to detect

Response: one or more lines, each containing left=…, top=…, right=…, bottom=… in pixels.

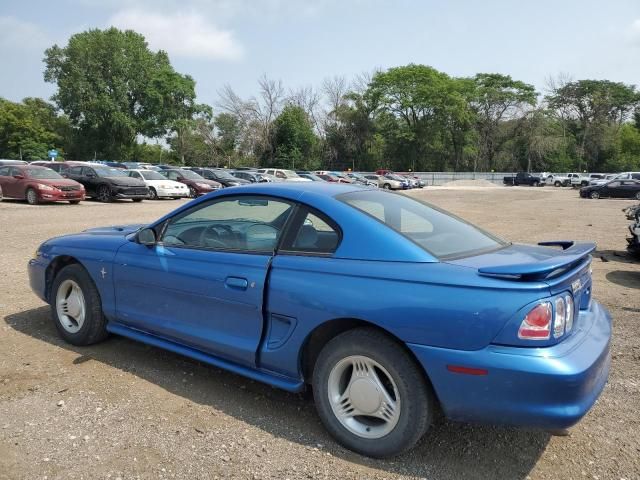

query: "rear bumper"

left=408, top=300, right=611, bottom=429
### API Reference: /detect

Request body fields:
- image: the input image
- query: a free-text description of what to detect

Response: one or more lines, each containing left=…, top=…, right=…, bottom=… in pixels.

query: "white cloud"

left=0, top=16, right=50, bottom=50
left=108, top=9, right=243, bottom=61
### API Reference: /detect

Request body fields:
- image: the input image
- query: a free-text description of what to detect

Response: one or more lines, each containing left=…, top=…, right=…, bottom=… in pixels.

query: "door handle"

left=225, top=276, right=248, bottom=290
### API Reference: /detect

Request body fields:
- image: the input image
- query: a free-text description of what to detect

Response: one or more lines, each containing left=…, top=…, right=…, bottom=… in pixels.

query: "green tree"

left=44, top=28, right=200, bottom=160
left=0, top=97, right=69, bottom=159
left=546, top=80, right=640, bottom=171
left=471, top=73, right=537, bottom=171
left=272, top=105, right=317, bottom=168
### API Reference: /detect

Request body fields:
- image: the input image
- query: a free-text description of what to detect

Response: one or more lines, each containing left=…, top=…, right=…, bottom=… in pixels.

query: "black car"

left=65, top=165, right=149, bottom=202
left=580, top=179, right=640, bottom=200
left=189, top=168, right=250, bottom=187
left=231, top=170, right=268, bottom=183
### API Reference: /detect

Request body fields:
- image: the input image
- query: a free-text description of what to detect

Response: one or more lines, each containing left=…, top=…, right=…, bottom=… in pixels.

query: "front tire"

left=554, top=181, right=561, bottom=187
left=26, top=188, right=39, bottom=205
left=148, top=187, right=158, bottom=200
left=51, top=264, right=108, bottom=346
left=635, top=192, right=640, bottom=200
left=132, top=198, right=143, bottom=203
left=532, top=181, right=539, bottom=187
left=312, top=328, right=433, bottom=458
left=97, top=184, right=112, bottom=203
left=590, top=191, right=600, bottom=199
left=383, top=183, right=391, bottom=190
left=189, top=186, right=197, bottom=198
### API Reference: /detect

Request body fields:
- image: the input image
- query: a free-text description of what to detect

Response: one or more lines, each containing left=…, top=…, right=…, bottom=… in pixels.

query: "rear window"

left=338, top=190, right=506, bottom=259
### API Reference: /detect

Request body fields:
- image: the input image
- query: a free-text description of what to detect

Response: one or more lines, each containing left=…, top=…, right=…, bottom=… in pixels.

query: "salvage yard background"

left=1, top=186, right=639, bottom=480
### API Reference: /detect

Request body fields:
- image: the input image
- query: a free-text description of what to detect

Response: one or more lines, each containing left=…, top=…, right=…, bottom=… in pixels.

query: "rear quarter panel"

left=260, top=256, right=550, bottom=379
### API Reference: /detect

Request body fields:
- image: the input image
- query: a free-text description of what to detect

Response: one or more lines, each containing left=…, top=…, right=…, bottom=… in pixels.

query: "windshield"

left=179, top=169, right=204, bottom=180
left=140, top=170, right=166, bottom=180
left=25, top=168, right=64, bottom=179
left=95, top=167, right=127, bottom=177
left=339, top=190, right=506, bottom=259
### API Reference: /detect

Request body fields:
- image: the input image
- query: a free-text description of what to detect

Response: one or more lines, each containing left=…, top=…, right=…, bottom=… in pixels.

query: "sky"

left=2, top=0, right=640, bottom=108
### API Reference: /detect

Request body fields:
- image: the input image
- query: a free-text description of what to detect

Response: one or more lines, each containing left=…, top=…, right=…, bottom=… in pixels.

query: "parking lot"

left=1, top=186, right=639, bottom=480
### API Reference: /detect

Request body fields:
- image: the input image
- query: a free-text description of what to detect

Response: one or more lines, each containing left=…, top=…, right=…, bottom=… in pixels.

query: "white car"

left=256, top=168, right=311, bottom=182
left=590, top=174, right=617, bottom=186
left=127, top=169, right=188, bottom=199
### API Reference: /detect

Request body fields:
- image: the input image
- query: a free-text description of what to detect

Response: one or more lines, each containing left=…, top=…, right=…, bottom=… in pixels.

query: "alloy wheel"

left=327, top=355, right=401, bottom=439
left=55, top=279, right=86, bottom=334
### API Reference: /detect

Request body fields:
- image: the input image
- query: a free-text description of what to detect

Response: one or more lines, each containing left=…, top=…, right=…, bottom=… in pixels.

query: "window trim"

left=277, top=205, right=343, bottom=257
left=158, top=194, right=297, bottom=256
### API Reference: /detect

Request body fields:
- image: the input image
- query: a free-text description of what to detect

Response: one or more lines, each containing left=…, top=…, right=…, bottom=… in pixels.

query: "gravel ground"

left=0, top=187, right=639, bottom=480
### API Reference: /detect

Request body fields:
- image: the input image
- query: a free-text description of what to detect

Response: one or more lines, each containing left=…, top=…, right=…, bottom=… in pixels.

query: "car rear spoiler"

left=478, top=242, right=595, bottom=279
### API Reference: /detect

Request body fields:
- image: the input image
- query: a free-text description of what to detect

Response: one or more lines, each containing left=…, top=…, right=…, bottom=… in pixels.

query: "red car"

left=0, top=165, right=85, bottom=205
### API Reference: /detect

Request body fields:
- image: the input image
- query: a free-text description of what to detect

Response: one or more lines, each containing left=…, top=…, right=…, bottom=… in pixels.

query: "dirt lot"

left=1, top=187, right=639, bottom=480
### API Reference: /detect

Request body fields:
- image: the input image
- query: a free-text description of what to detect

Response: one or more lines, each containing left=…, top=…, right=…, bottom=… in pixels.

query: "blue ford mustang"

left=28, top=183, right=611, bottom=457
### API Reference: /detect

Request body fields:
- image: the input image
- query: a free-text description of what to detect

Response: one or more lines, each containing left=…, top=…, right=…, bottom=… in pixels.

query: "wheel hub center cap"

left=65, top=294, right=81, bottom=318
left=349, top=378, right=381, bottom=414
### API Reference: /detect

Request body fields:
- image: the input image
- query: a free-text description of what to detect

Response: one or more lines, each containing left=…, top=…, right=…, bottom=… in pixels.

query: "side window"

left=9, top=167, right=21, bottom=176
left=167, top=171, right=179, bottom=180
left=68, top=166, right=83, bottom=175
left=285, top=209, right=341, bottom=254
left=82, top=167, right=96, bottom=176
left=161, top=196, right=293, bottom=252
left=276, top=171, right=286, bottom=179
left=0, top=167, right=9, bottom=176
left=608, top=181, right=620, bottom=187
left=129, top=171, right=141, bottom=179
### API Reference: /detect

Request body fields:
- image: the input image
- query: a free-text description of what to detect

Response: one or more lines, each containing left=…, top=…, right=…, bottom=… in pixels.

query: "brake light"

left=518, top=302, right=552, bottom=340
left=565, top=295, right=574, bottom=332
left=554, top=297, right=566, bottom=338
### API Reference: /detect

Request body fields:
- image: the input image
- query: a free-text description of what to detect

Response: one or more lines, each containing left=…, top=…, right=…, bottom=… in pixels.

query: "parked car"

left=375, top=169, right=393, bottom=175
left=232, top=171, right=266, bottom=183
left=0, top=159, right=28, bottom=166
left=29, top=183, right=611, bottom=458
left=503, top=172, right=542, bottom=186
left=65, top=165, right=148, bottom=202
left=189, top=168, right=250, bottom=187
left=298, top=173, right=326, bottom=182
left=127, top=169, right=188, bottom=199
left=104, top=161, right=128, bottom=169
left=613, top=172, right=640, bottom=181
left=345, top=172, right=377, bottom=187
left=256, top=168, right=312, bottom=182
left=580, top=179, right=640, bottom=200
left=316, top=174, right=344, bottom=183
left=160, top=169, right=222, bottom=197
left=0, top=165, right=85, bottom=204
left=590, top=174, right=617, bottom=186
left=544, top=173, right=572, bottom=187
left=377, top=174, right=409, bottom=190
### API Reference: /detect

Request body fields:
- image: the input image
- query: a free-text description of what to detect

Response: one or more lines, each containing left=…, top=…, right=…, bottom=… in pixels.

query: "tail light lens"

left=553, top=297, right=566, bottom=338
left=565, top=295, right=574, bottom=332
left=518, top=302, right=552, bottom=340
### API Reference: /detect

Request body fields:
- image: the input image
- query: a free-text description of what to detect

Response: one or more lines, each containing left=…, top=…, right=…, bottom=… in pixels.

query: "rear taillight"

left=518, top=302, right=552, bottom=340
left=565, top=295, right=574, bottom=332
left=553, top=297, right=566, bottom=338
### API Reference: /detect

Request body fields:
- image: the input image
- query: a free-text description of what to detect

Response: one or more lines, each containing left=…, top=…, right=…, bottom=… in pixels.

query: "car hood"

left=35, top=178, right=83, bottom=187
left=82, top=224, right=146, bottom=236
left=105, top=176, right=146, bottom=186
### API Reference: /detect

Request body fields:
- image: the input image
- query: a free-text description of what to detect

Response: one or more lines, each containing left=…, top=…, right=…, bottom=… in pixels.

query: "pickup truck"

left=503, top=172, right=542, bottom=186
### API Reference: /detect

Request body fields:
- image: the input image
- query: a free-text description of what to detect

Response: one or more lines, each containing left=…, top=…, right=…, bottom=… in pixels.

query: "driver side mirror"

left=137, top=228, right=157, bottom=246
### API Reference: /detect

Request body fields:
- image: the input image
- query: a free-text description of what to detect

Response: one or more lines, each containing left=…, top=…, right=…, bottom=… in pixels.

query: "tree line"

left=2, top=27, right=640, bottom=173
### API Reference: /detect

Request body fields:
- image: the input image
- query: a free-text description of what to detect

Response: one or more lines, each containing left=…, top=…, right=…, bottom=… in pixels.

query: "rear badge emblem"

left=571, top=278, right=582, bottom=293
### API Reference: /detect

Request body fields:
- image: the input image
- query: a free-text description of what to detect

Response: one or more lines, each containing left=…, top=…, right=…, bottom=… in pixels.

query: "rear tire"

left=554, top=181, right=561, bottom=187
left=50, top=264, right=109, bottom=346
left=312, top=328, right=433, bottom=458
left=26, top=188, right=39, bottom=205
left=97, top=184, right=112, bottom=203
left=635, top=192, right=640, bottom=200
left=69, top=200, right=80, bottom=205
left=532, top=181, right=539, bottom=187
left=132, top=198, right=143, bottom=203
left=189, top=186, right=197, bottom=198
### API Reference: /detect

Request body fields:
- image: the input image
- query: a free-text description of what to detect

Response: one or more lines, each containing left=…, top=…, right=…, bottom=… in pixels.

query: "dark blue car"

left=28, top=183, right=611, bottom=457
